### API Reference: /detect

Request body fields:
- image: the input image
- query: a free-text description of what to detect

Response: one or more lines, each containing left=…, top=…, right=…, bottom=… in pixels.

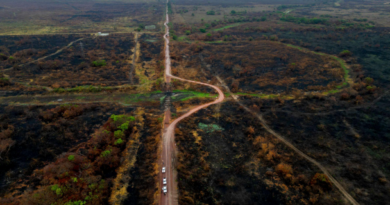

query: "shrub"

left=185, top=30, right=191, bottom=35
left=231, top=10, right=236, bottom=15
left=270, top=35, right=278, bottom=41
left=114, top=130, right=124, bottom=139
left=206, top=33, right=212, bottom=37
left=114, top=138, right=124, bottom=145
left=364, top=77, right=374, bottom=84
left=100, top=149, right=112, bottom=158
left=110, top=114, right=135, bottom=123
left=118, top=122, right=129, bottom=131
left=92, top=60, right=106, bottom=67
left=261, top=16, right=267, bottom=21
left=206, top=10, right=215, bottom=15
left=199, top=28, right=206, bottom=33
left=275, top=163, right=293, bottom=175
left=198, top=123, right=224, bottom=133
left=339, top=50, right=352, bottom=57
left=51, top=184, right=63, bottom=196
left=340, top=93, right=350, bottom=100
left=280, top=15, right=328, bottom=25
left=64, top=201, right=86, bottom=205
left=68, top=155, right=75, bottom=162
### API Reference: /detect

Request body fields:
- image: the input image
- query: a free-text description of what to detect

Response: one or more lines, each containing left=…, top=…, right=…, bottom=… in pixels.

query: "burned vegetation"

left=0, top=104, right=162, bottom=205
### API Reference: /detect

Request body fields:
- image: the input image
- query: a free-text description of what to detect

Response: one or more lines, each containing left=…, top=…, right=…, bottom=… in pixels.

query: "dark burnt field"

left=0, top=35, right=85, bottom=70
left=174, top=102, right=345, bottom=205
left=232, top=90, right=390, bottom=204
left=170, top=40, right=347, bottom=95
left=0, top=104, right=133, bottom=196
left=226, top=25, right=390, bottom=89
left=0, top=104, right=162, bottom=205
left=3, top=34, right=135, bottom=87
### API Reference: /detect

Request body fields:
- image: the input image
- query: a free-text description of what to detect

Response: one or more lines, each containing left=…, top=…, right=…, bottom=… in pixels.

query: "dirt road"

left=159, top=1, right=225, bottom=204
left=214, top=75, right=360, bottom=205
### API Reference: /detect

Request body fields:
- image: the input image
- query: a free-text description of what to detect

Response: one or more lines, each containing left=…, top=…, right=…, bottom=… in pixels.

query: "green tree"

left=206, top=10, right=215, bottom=15
left=185, top=30, right=191, bottom=35
left=206, top=33, right=212, bottom=37
left=231, top=10, right=236, bottom=15
left=199, top=28, right=206, bottom=33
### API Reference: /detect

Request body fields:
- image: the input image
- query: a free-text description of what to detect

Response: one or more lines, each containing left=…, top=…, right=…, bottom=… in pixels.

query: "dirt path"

left=159, top=1, right=225, bottom=205
left=214, top=75, right=360, bottom=205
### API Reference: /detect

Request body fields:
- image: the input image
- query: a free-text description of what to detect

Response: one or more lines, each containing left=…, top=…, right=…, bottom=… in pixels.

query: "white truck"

left=163, top=178, right=167, bottom=185
left=163, top=186, right=167, bottom=195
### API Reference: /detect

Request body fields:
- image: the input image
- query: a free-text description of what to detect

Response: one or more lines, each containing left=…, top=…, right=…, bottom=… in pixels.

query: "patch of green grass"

left=52, top=85, right=113, bottom=93
left=198, top=123, right=224, bottom=133
left=91, top=60, right=106, bottom=67
left=286, top=44, right=303, bottom=50
left=177, top=36, right=189, bottom=41
left=160, top=96, right=166, bottom=103
left=205, top=40, right=224, bottom=44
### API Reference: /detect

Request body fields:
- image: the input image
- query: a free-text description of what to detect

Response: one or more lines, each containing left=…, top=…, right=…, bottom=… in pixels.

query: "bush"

left=114, top=130, right=124, bottom=139
left=114, top=138, right=124, bottom=145
left=185, top=30, right=191, bottom=35
left=206, top=10, right=215, bottom=15
left=270, top=35, right=278, bottom=41
left=100, top=149, right=112, bottom=158
left=275, top=163, right=293, bottom=176
left=231, top=10, right=236, bottom=15
left=339, top=50, right=352, bottom=57
left=199, top=28, right=206, bottom=33
left=364, top=77, right=374, bottom=84
left=68, top=155, right=75, bottom=162
left=91, top=60, right=106, bottom=67
left=280, top=15, right=328, bottom=25
left=118, top=122, right=129, bottom=131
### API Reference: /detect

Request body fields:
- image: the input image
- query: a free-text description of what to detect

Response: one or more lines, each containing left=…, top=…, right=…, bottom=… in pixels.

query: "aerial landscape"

left=0, top=0, right=389, bottom=204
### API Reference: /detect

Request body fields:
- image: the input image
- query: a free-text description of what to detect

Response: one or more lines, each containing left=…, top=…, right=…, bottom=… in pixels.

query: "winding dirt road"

left=159, top=1, right=225, bottom=205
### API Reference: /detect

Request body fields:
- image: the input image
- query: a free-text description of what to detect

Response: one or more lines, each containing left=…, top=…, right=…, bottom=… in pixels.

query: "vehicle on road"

left=162, top=167, right=166, bottom=173
left=163, top=186, right=167, bottom=195
left=163, top=177, right=167, bottom=185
